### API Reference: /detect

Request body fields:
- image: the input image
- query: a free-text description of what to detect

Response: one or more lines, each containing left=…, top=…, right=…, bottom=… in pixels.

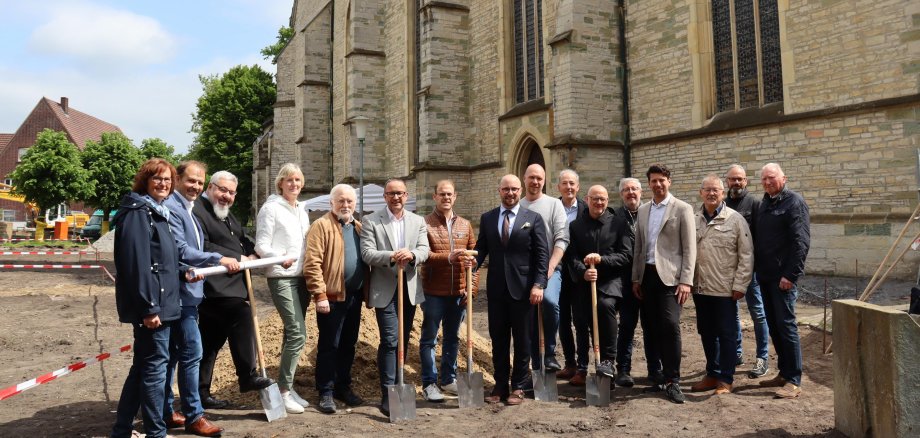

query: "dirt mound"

left=210, top=289, right=496, bottom=406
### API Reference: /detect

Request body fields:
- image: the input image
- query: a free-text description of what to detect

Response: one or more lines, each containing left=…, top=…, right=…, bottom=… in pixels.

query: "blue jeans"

left=420, top=295, right=465, bottom=386
left=164, top=306, right=203, bottom=424
left=531, top=268, right=561, bottom=369
left=375, top=286, right=417, bottom=399
left=693, top=294, right=739, bottom=384
left=736, top=275, right=769, bottom=360
left=760, top=278, right=802, bottom=385
left=111, top=322, right=173, bottom=438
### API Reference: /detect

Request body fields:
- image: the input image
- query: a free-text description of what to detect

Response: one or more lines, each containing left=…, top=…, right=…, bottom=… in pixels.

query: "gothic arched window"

left=513, top=0, right=544, bottom=104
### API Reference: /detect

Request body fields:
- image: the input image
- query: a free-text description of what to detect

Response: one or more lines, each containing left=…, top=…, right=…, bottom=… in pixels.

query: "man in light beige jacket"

left=631, top=163, right=697, bottom=404
left=688, top=174, right=753, bottom=395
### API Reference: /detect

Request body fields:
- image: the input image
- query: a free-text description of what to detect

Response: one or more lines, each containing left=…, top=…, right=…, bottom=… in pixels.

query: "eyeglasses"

left=621, top=187, right=640, bottom=193
left=385, top=191, right=407, bottom=198
left=211, top=183, right=237, bottom=196
left=436, top=193, right=455, bottom=198
left=701, top=188, right=723, bottom=193
left=500, top=187, right=521, bottom=193
left=151, top=176, right=172, bottom=184
left=589, top=196, right=608, bottom=202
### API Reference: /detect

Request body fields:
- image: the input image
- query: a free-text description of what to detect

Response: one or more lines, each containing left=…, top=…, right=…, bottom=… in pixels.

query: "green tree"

left=189, top=64, right=276, bottom=223
left=82, top=132, right=145, bottom=226
left=260, top=26, right=294, bottom=65
left=140, top=137, right=182, bottom=164
left=10, top=129, right=93, bottom=215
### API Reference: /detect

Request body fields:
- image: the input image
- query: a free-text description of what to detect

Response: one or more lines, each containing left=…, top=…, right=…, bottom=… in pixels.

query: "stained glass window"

left=712, top=0, right=783, bottom=113
left=514, top=0, right=544, bottom=104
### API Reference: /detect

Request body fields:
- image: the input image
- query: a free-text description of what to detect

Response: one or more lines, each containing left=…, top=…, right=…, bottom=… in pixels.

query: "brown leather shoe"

left=569, top=370, right=587, bottom=386
left=485, top=388, right=505, bottom=404
left=774, top=382, right=801, bottom=399
left=185, top=415, right=223, bottom=437
left=713, top=381, right=732, bottom=395
left=165, top=411, right=186, bottom=428
left=759, top=375, right=787, bottom=388
left=505, top=389, right=525, bottom=406
left=691, top=376, right=719, bottom=392
left=557, top=366, right=577, bottom=380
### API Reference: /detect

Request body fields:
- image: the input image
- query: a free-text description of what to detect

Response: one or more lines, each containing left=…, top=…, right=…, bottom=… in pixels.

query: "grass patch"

left=1, top=240, right=88, bottom=249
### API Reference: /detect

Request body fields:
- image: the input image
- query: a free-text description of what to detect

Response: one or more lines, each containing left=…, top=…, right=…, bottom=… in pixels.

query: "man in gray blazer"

left=360, top=178, right=430, bottom=415
left=631, top=163, right=697, bottom=404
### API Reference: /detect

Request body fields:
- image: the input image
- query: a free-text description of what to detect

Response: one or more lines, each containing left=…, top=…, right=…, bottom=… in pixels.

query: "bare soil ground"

left=0, top=250, right=914, bottom=437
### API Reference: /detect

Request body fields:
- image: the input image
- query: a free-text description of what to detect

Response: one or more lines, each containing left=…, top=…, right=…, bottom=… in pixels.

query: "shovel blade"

left=457, top=372, right=485, bottom=408
left=386, top=384, right=417, bottom=422
left=533, top=370, right=558, bottom=402
left=585, top=374, right=611, bottom=407
left=259, top=383, right=288, bottom=422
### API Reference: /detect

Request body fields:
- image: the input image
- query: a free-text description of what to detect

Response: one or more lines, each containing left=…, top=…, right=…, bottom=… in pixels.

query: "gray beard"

left=728, top=187, right=746, bottom=199
left=214, top=204, right=230, bottom=220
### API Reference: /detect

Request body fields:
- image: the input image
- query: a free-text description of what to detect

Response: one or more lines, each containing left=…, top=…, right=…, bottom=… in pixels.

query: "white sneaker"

left=423, top=383, right=445, bottom=402
left=289, top=389, right=310, bottom=407
left=440, top=381, right=459, bottom=396
left=282, top=392, right=305, bottom=414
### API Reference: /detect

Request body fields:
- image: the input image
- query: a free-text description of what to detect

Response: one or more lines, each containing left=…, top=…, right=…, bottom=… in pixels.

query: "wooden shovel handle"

left=589, top=263, right=600, bottom=357
left=244, top=269, right=268, bottom=375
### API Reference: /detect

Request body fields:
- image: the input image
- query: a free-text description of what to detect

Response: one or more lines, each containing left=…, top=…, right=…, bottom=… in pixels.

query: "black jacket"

left=725, top=189, right=760, bottom=239
left=568, top=207, right=633, bottom=298
left=560, top=197, right=588, bottom=284
left=475, top=206, right=549, bottom=301
left=113, top=192, right=183, bottom=324
left=193, top=196, right=257, bottom=300
left=754, top=187, right=810, bottom=283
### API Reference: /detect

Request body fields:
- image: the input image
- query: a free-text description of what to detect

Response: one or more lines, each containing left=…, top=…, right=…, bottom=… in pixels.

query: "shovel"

left=387, top=266, right=416, bottom=422
left=585, top=263, right=611, bottom=407
left=532, top=302, right=558, bottom=402
left=457, top=250, right=484, bottom=408
left=244, top=269, right=287, bottom=422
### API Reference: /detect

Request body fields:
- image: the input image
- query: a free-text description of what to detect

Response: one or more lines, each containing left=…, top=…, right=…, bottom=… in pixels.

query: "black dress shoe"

left=334, top=389, right=364, bottom=407
left=378, top=403, right=390, bottom=416
left=544, top=357, right=562, bottom=372
left=202, top=396, right=231, bottom=409
left=239, top=376, right=274, bottom=393
left=647, top=370, right=665, bottom=385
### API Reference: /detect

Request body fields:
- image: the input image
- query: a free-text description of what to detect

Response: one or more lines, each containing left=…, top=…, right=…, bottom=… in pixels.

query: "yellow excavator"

left=0, top=183, right=88, bottom=239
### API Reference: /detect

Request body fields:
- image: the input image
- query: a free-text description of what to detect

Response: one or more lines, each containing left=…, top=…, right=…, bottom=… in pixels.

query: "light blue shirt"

left=563, top=200, right=579, bottom=225
left=646, top=193, right=672, bottom=265
left=498, top=203, right=521, bottom=238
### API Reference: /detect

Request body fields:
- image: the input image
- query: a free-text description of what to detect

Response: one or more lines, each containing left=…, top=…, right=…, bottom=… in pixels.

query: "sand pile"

left=210, top=290, right=496, bottom=406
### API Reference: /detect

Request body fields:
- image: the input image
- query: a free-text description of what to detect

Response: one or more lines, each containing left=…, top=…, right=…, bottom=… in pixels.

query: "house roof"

left=41, top=97, right=121, bottom=148
left=0, top=134, right=13, bottom=155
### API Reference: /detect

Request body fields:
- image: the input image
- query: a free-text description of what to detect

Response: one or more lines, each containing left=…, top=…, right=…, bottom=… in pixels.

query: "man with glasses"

left=361, top=179, right=430, bottom=415
left=474, top=175, right=548, bottom=406
left=418, top=180, right=478, bottom=402
left=724, top=164, right=770, bottom=379
left=568, top=185, right=633, bottom=383
left=192, top=170, right=273, bottom=416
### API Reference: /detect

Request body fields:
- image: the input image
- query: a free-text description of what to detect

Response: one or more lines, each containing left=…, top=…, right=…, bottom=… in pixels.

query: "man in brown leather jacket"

left=419, top=179, right=479, bottom=402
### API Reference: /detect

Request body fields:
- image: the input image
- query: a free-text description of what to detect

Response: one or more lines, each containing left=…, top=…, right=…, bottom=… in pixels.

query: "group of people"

left=110, top=157, right=810, bottom=437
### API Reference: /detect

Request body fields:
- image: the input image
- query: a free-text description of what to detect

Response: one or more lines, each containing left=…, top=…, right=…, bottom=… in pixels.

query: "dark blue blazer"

left=475, top=206, right=549, bottom=301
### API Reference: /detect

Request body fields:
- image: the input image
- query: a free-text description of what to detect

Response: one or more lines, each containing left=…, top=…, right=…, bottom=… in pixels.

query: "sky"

left=0, top=0, right=292, bottom=153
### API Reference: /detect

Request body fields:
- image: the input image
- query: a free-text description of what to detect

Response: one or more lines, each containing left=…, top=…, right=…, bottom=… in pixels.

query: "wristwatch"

left=533, top=284, right=545, bottom=290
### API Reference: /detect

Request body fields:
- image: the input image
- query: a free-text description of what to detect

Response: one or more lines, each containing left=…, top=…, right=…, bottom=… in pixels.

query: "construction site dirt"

left=0, top=252, right=914, bottom=437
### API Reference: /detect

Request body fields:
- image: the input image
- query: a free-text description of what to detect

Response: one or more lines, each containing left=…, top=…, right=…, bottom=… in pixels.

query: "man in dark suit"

left=474, top=174, right=549, bottom=406
left=192, top=170, right=273, bottom=408
left=556, top=169, right=590, bottom=384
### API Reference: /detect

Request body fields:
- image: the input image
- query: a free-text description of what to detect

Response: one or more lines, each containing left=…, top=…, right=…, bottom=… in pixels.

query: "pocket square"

left=521, top=222, right=531, bottom=229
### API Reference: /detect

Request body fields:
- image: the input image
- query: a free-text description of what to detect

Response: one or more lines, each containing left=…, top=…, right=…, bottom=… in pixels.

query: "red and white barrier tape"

left=0, top=344, right=132, bottom=401
left=0, top=251, right=93, bottom=255
left=0, top=264, right=103, bottom=269
left=0, top=264, right=115, bottom=282
left=0, top=237, right=85, bottom=242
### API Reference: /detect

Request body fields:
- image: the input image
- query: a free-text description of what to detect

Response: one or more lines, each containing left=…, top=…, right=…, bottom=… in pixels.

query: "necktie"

left=501, top=210, right=511, bottom=246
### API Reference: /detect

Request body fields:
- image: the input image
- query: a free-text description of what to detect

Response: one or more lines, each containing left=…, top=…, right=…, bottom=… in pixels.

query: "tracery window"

left=513, top=0, right=544, bottom=104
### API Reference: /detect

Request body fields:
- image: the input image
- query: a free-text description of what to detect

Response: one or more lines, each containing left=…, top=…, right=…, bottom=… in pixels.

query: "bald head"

left=499, top=174, right=522, bottom=209
left=586, top=185, right=609, bottom=219
left=523, top=164, right=546, bottom=200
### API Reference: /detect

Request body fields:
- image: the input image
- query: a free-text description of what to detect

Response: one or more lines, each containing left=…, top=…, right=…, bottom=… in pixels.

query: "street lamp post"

left=351, top=116, right=369, bottom=217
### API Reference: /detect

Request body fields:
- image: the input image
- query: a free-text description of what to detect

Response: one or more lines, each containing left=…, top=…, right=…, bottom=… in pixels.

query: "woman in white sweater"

left=255, top=163, right=311, bottom=414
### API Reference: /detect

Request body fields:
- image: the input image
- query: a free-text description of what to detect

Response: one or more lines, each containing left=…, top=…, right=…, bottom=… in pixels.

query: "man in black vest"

left=193, top=170, right=273, bottom=406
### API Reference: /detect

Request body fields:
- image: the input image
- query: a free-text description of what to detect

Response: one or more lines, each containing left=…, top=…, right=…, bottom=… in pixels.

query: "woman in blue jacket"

left=111, top=158, right=196, bottom=438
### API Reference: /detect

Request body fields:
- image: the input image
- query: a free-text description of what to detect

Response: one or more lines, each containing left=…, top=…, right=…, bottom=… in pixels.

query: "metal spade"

left=456, top=250, right=484, bottom=408
left=387, top=266, right=417, bottom=421
left=244, top=270, right=287, bottom=422
left=585, top=263, right=611, bottom=407
left=532, top=302, right=558, bottom=402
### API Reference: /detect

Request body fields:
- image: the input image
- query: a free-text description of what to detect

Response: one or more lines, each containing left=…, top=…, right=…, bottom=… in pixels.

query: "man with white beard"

left=303, top=184, right=367, bottom=413
left=192, top=171, right=267, bottom=408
